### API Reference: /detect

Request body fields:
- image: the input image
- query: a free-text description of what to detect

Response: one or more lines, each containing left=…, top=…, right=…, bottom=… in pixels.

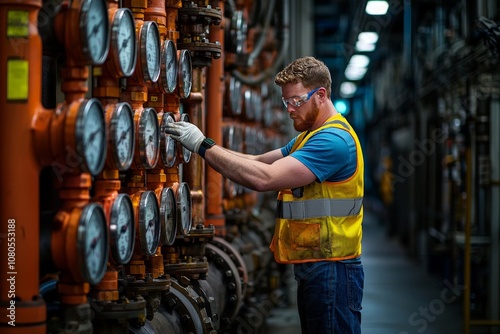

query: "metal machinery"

left=359, top=1, right=500, bottom=332
left=0, top=0, right=291, bottom=333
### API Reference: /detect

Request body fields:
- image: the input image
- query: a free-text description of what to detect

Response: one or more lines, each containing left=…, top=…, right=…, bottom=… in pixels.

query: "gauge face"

left=177, top=182, right=192, bottom=236
left=159, top=187, right=177, bottom=246
left=138, top=191, right=160, bottom=256
left=109, top=194, right=135, bottom=264
left=161, top=39, right=178, bottom=94
left=110, top=8, right=137, bottom=77
left=160, top=112, right=177, bottom=167
left=76, top=98, right=107, bottom=175
left=179, top=114, right=192, bottom=163
left=81, top=0, right=109, bottom=65
left=136, top=107, right=160, bottom=169
left=109, top=102, right=135, bottom=170
left=140, top=21, right=161, bottom=83
left=177, top=49, right=192, bottom=99
left=78, top=203, right=108, bottom=285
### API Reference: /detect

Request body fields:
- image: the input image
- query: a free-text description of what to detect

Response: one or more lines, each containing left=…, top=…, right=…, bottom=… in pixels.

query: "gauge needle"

left=118, top=224, right=128, bottom=240
left=147, top=219, right=154, bottom=232
left=91, top=20, right=104, bottom=36
left=87, top=233, right=102, bottom=257
left=119, top=36, right=130, bottom=52
left=87, top=128, right=103, bottom=146
left=117, top=126, right=131, bottom=145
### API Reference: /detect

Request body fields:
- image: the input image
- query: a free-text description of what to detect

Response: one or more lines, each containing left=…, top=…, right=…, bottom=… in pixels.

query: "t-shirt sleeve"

left=281, top=136, right=297, bottom=157
left=288, top=129, right=356, bottom=182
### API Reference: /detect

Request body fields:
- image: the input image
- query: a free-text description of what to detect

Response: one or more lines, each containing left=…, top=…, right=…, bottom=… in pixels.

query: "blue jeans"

left=294, top=259, right=364, bottom=334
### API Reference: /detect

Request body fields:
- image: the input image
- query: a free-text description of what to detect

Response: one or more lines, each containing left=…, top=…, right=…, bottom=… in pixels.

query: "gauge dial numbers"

left=160, top=112, right=177, bottom=167
left=77, top=203, right=109, bottom=285
left=158, top=187, right=177, bottom=246
left=177, top=182, right=192, bottom=237
left=177, top=49, right=192, bottom=99
left=133, top=191, right=161, bottom=256
left=138, top=21, right=161, bottom=84
left=72, top=0, right=110, bottom=65
left=160, top=39, right=178, bottom=94
left=109, top=194, right=135, bottom=264
left=106, top=102, right=135, bottom=170
left=71, top=98, right=107, bottom=176
left=179, top=113, right=192, bottom=163
left=108, top=8, right=137, bottom=77
left=135, top=107, right=160, bottom=169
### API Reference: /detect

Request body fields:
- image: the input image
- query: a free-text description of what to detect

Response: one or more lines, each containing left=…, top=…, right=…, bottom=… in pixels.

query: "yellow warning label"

left=7, top=11, right=29, bottom=37
left=7, top=60, right=29, bottom=100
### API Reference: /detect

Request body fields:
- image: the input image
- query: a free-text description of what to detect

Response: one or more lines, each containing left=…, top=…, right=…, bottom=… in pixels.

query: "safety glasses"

left=281, top=87, right=321, bottom=108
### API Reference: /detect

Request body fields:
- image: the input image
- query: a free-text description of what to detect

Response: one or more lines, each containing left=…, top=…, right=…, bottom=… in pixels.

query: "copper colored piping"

left=0, top=1, right=46, bottom=331
left=205, top=0, right=225, bottom=235
left=183, top=71, right=205, bottom=226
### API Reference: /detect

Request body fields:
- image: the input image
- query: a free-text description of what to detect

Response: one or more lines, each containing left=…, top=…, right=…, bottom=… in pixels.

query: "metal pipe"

left=0, top=0, right=47, bottom=331
left=205, top=0, right=226, bottom=234
left=231, top=0, right=289, bottom=86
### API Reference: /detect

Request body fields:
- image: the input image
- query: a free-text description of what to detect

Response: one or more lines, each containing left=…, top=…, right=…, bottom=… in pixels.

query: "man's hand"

left=164, top=121, right=206, bottom=153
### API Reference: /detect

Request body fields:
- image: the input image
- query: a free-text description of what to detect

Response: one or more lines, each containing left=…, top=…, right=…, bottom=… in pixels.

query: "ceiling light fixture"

left=365, top=0, right=389, bottom=15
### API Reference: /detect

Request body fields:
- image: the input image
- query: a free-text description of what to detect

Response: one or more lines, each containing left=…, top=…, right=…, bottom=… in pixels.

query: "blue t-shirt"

left=280, top=128, right=357, bottom=183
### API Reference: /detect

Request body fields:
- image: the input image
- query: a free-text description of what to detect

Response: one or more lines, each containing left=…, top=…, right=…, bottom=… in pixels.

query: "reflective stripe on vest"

left=275, top=197, right=363, bottom=219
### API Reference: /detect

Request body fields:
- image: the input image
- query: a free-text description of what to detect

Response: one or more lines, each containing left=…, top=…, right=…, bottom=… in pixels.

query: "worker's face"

left=281, top=83, right=319, bottom=132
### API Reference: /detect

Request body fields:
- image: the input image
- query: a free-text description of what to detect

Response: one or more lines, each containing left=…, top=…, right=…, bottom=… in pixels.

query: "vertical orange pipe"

left=0, top=0, right=46, bottom=332
left=205, top=0, right=225, bottom=235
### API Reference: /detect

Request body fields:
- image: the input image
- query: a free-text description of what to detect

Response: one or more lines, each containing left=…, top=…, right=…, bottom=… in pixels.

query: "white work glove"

left=164, top=121, right=206, bottom=153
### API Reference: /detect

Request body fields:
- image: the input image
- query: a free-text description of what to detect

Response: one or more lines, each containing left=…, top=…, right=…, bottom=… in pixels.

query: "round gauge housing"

left=176, top=182, right=192, bottom=237
left=78, top=203, right=109, bottom=285
left=109, top=8, right=137, bottom=77
left=109, top=194, right=135, bottom=264
left=160, top=112, right=177, bottom=167
left=107, top=102, right=135, bottom=170
left=79, top=0, right=110, bottom=65
left=139, top=21, right=161, bottom=84
left=135, top=107, right=160, bottom=169
left=161, top=39, right=178, bottom=94
left=159, top=187, right=177, bottom=246
left=136, top=191, right=161, bottom=256
left=74, top=98, right=107, bottom=175
left=243, top=89, right=255, bottom=120
left=228, top=76, right=242, bottom=116
left=177, top=49, right=192, bottom=99
left=179, top=113, right=192, bottom=163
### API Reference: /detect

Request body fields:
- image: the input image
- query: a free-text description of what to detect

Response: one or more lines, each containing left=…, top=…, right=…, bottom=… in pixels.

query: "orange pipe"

left=0, top=0, right=46, bottom=332
left=205, top=0, right=225, bottom=235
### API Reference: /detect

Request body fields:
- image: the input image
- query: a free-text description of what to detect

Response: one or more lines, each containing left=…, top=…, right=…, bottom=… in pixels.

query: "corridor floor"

left=265, top=209, right=464, bottom=334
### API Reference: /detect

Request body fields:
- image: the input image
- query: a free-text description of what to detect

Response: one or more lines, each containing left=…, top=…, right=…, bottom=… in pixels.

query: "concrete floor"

left=265, top=209, right=468, bottom=334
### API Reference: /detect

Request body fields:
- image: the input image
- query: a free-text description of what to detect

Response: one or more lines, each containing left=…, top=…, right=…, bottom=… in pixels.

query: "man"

left=165, top=56, right=364, bottom=334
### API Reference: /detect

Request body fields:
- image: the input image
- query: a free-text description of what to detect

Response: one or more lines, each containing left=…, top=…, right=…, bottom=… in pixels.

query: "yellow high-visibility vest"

left=270, top=114, right=364, bottom=264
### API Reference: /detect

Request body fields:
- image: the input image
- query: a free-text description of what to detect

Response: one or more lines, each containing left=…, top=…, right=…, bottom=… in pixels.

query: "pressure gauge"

left=80, top=0, right=110, bottom=65
left=159, top=187, right=177, bottom=246
left=109, top=8, right=137, bottom=77
left=107, top=102, right=135, bottom=170
left=179, top=113, right=192, bottom=163
left=161, top=39, right=178, bottom=94
left=139, top=21, right=161, bottom=84
left=177, top=182, right=192, bottom=237
left=135, top=191, right=160, bottom=256
left=78, top=203, right=108, bottom=285
left=228, top=76, right=242, bottom=116
left=160, top=112, right=177, bottom=167
left=177, top=49, right=192, bottom=99
left=73, top=98, right=107, bottom=175
left=135, top=107, right=160, bottom=169
left=109, top=194, right=135, bottom=264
